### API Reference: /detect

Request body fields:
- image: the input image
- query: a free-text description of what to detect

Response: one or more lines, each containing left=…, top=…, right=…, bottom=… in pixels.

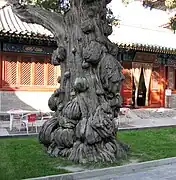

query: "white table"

left=7, top=109, right=39, bottom=131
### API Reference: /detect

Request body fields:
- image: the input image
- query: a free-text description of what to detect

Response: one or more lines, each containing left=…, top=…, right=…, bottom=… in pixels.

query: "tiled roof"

left=1, top=5, right=176, bottom=53
left=0, top=5, right=53, bottom=39
left=109, top=24, right=176, bottom=54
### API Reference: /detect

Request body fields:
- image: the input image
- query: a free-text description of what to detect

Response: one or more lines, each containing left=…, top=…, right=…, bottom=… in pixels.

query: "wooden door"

left=149, top=65, right=164, bottom=107
left=121, top=62, right=133, bottom=106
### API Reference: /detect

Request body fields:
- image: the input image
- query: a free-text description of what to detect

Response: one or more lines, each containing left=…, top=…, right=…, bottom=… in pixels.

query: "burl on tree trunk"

left=8, top=0, right=129, bottom=163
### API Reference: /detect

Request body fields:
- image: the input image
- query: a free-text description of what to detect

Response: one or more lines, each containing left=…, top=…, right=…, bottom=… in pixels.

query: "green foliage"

left=121, top=0, right=176, bottom=31
left=27, top=0, right=176, bottom=10
left=165, top=0, right=176, bottom=9
left=26, top=0, right=118, bottom=23
left=26, top=0, right=69, bottom=12
left=30, top=0, right=58, bottom=11
left=122, top=0, right=176, bottom=9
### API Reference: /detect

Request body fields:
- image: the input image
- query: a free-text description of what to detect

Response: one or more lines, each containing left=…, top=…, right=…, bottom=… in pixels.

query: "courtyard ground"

left=118, top=108, right=176, bottom=129
left=1, top=108, right=176, bottom=136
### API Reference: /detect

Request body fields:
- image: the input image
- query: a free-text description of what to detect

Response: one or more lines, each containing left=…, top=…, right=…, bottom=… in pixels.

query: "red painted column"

left=160, top=65, right=165, bottom=107
left=121, top=61, right=133, bottom=107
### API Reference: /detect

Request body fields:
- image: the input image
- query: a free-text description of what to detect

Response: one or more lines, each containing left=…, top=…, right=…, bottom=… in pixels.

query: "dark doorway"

left=137, top=68, right=146, bottom=106
left=132, top=68, right=147, bottom=107
left=132, top=79, right=135, bottom=107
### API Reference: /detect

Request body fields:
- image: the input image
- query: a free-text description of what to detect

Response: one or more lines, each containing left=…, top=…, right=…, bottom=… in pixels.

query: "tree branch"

left=6, top=0, right=66, bottom=38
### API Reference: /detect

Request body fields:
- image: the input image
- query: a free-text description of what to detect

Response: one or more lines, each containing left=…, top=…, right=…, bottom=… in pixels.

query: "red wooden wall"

left=1, top=52, right=58, bottom=92
left=121, top=52, right=166, bottom=108
left=121, top=62, right=132, bottom=106
left=149, top=65, right=165, bottom=107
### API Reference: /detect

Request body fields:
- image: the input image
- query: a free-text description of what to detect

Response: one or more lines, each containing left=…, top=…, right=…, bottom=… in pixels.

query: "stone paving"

left=119, top=108, right=176, bottom=129
left=122, top=117, right=176, bottom=129
left=0, top=108, right=176, bottom=136
left=106, top=163, right=176, bottom=180
left=119, top=108, right=176, bottom=122
left=0, top=127, right=9, bottom=136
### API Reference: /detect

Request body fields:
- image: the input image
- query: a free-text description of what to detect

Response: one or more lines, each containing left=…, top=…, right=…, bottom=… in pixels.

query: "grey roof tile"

left=109, top=24, right=176, bottom=51
left=0, top=6, right=53, bottom=38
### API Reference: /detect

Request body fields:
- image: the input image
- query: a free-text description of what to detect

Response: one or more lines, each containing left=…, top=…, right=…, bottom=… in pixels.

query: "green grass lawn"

left=118, top=127, right=176, bottom=162
left=0, top=128, right=176, bottom=180
left=0, top=137, right=72, bottom=180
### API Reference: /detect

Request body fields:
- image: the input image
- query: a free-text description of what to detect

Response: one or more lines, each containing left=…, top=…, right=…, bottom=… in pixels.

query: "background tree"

left=121, top=0, right=176, bottom=9
left=121, top=0, right=176, bottom=33
left=26, top=0, right=69, bottom=12
left=6, top=0, right=129, bottom=163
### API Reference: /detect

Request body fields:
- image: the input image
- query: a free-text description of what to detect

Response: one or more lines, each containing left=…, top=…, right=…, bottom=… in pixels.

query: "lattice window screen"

left=3, top=55, right=59, bottom=88
left=55, top=66, right=60, bottom=86
left=20, top=57, right=32, bottom=85
left=34, top=58, right=45, bottom=86
left=4, top=56, right=17, bottom=85
left=47, top=63, right=58, bottom=86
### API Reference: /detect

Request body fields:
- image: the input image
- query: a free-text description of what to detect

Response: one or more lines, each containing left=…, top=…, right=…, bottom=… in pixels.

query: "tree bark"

left=8, top=0, right=129, bottom=163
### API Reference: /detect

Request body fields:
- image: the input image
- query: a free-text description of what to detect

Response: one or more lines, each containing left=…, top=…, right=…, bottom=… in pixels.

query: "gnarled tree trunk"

left=8, top=0, right=129, bottom=163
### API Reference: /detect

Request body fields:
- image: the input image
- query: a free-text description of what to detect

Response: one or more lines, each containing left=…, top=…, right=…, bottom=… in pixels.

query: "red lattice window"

left=34, top=58, right=45, bottom=86
left=4, top=56, right=17, bottom=86
left=47, top=63, right=57, bottom=86
left=2, top=54, right=58, bottom=89
left=20, top=57, right=32, bottom=85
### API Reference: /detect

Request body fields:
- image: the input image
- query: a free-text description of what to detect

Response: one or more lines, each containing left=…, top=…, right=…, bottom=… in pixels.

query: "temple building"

left=0, top=5, right=58, bottom=112
left=108, top=0, right=176, bottom=108
left=1, top=2, right=176, bottom=111
left=109, top=24, right=176, bottom=108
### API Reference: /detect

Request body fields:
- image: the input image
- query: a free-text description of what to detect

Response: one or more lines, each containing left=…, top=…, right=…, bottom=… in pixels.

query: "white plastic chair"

left=118, top=108, right=130, bottom=126
left=20, top=113, right=37, bottom=134
left=20, top=112, right=52, bottom=134
left=7, top=109, right=28, bottom=131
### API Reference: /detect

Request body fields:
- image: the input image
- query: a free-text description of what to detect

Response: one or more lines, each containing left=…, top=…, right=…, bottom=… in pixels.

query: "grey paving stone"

left=105, top=163, right=176, bottom=180
left=166, top=175, right=176, bottom=180
left=0, top=127, right=9, bottom=136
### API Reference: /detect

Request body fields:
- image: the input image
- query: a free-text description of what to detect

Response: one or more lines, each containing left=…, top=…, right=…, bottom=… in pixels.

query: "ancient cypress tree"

left=7, top=0, right=129, bottom=163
